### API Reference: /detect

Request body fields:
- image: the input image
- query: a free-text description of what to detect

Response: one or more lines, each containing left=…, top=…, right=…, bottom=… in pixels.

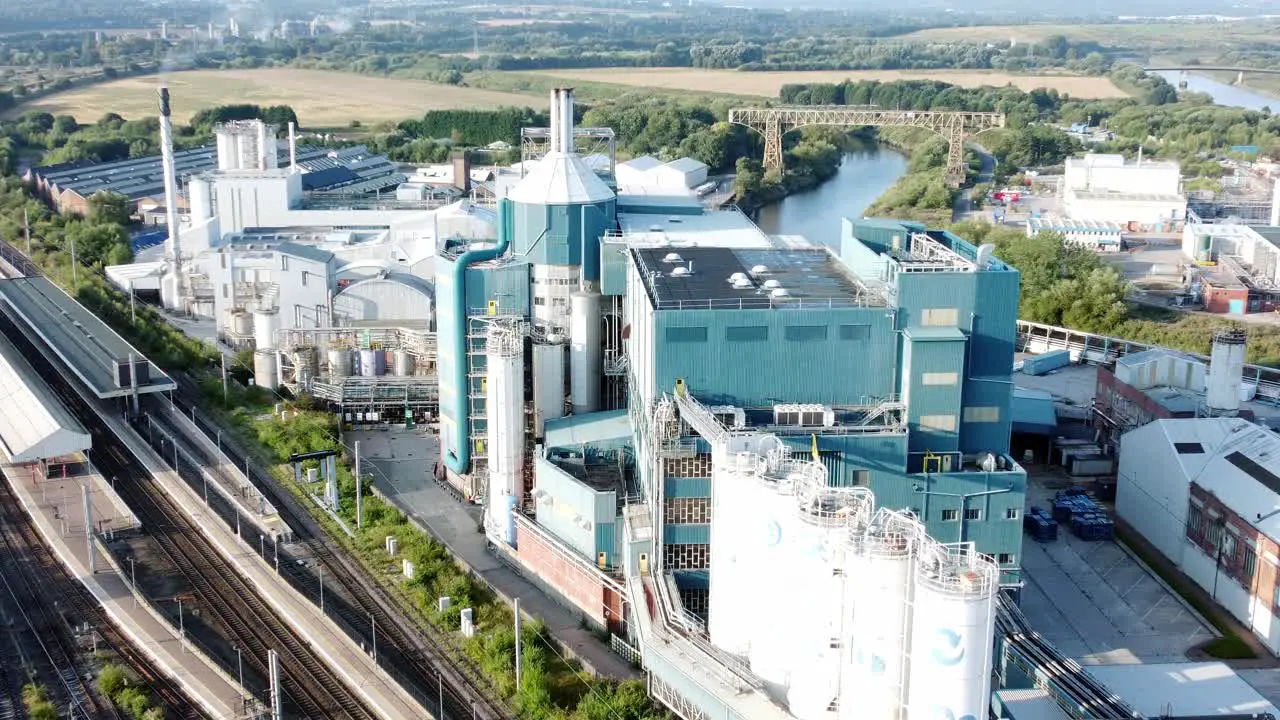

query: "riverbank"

left=859, top=127, right=960, bottom=226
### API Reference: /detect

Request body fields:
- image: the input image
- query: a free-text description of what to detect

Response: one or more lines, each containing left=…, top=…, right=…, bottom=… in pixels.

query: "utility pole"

left=70, top=233, right=77, bottom=285
left=83, top=485, right=95, bottom=574
left=355, top=440, right=363, bottom=530
left=268, top=649, right=282, bottom=720
left=371, top=613, right=377, bottom=663
left=127, top=557, right=136, bottom=607
left=22, top=207, right=31, bottom=254
left=129, top=280, right=136, bottom=323
left=221, top=353, right=228, bottom=404
left=514, top=597, right=522, bottom=688
left=319, top=565, right=324, bottom=614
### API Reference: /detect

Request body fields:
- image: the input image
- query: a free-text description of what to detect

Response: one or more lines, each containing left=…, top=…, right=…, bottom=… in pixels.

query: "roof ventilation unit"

left=763, top=279, right=782, bottom=289
left=671, top=266, right=692, bottom=277
left=773, top=403, right=835, bottom=427
left=732, top=278, right=753, bottom=289
left=750, top=264, right=769, bottom=276
left=770, top=287, right=790, bottom=299
left=708, top=405, right=747, bottom=429
left=728, top=272, right=749, bottom=284
left=663, top=252, right=684, bottom=263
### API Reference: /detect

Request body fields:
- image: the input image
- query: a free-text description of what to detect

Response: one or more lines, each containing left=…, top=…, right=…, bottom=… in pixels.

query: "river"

left=755, top=144, right=908, bottom=248
left=1152, top=70, right=1278, bottom=111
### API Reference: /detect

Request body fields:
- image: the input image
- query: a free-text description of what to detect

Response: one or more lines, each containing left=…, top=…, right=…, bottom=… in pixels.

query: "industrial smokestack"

left=158, top=86, right=184, bottom=306
left=560, top=87, right=575, bottom=156
left=1206, top=328, right=1247, bottom=415
left=288, top=121, right=297, bottom=171
left=548, top=89, right=561, bottom=154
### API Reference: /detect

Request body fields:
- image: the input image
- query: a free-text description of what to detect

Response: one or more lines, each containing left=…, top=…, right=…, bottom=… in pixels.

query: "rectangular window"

left=851, top=470, right=869, bottom=486
left=726, top=326, right=768, bottom=342
left=942, top=509, right=959, bottom=521
left=1187, top=504, right=1204, bottom=537
left=998, top=553, right=1015, bottom=565
left=1005, top=508, right=1020, bottom=520
left=838, top=324, right=871, bottom=341
left=1222, top=533, right=1238, bottom=563
left=785, top=325, right=828, bottom=342
left=666, top=327, right=707, bottom=343
left=1206, top=517, right=1223, bottom=548
left=280, top=255, right=288, bottom=271
left=963, top=406, right=1001, bottom=423
left=534, top=297, right=546, bottom=306
left=922, top=308, right=959, bottom=327
left=301, top=271, right=308, bottom=287
left=922, top=372, right=959, bottom=386
left=222, top=284, right=229, bottom=299
left=919, top=415, right=957, bottom=432
left=965, top=508, right=981, bottom=521
left=1244, top=546, right=1257, bottom=581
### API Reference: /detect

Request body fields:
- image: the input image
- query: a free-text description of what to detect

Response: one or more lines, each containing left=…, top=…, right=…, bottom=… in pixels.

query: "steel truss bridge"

left=728, top=106, right=1005, bottom=187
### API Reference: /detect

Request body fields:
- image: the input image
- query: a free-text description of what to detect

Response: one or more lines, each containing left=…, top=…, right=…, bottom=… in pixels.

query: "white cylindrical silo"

left=253, top=350, right=279, bottom=390
left=708, top=448, right=768, bottom=656
left=841, top=510, right=921, bottom=720
left=189, top=176, right=213, bottom=223
left=904, top=548, right=998, bottom=720
left=327, top=348, right=352, bottom=377
left=569, top=290, right=602, bottom=414
left=293, top=346, right=318, bottom=388
left=393, top=349, right=415, bottom=377
left=1206, top=329, right=1247, bottom=414
left=253, top=309, right=280, bottom=350
left=486, top=322, right=524, bottom=546
left=359, top=348, right=385, bottom=377
left=532, top=341, right=565, bottom=437
left=231, top=310, right=252, bottom=337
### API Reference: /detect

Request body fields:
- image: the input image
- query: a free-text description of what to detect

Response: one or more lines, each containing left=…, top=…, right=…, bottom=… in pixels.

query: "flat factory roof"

left=1028, top=216, right=1126, bottom=233
left=1069, top=189, right=1186, bottom=204
left=1088, top=662, right=1279, bottom=717
left=616, top=208, right=779, bottom=249
left=0, top=277, right=174, bottom=398
left=632, top=246, right=885, bottom=311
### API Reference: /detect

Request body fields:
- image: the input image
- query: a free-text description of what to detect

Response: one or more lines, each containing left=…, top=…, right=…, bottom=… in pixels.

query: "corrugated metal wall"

left=664, top=477, right=711, bottom=497
left=653, top=306, right=897, bottom=407
left=903, top=332, right=966, bottom=457
left=465, top=262, right=530, bottom=315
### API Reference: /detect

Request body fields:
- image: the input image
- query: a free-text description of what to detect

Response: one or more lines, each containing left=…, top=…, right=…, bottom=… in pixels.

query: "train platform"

left=147, top=401, right=290, bottom=542
left=1, top=462, right=256, bottom=720
left=96, top=408, right=433, bottom=720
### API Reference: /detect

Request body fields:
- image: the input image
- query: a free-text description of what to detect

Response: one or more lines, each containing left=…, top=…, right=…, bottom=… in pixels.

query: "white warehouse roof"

left=1143, top=418, right=1280, bottom=540
left=618, top=156, right=663, bottom=172
left=0, top=333, right=91, bottom=463
left=665, top=157, right=708, bottom=173
left=1088, top=662, right=1279, bottom=717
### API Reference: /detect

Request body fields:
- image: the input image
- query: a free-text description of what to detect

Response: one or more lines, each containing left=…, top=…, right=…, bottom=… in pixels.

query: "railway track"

left=0, top=474, right=121, bottom=720
left=164, top=376, right=514, bottom=720
left=0, top=320, right=378, bottom=720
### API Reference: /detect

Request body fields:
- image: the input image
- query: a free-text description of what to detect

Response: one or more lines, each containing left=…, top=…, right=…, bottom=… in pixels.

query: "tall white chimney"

left=158, top=86, right=184, bottom=306
left=288, top=121, right=297, bottom=171
left=1270, top=176, right=1280, bottom=227
left=548, top=89, right=561, bottom=154
left=559, top=87, right=575, bottom=156
left=256, top=120, right=270, bottom=171
left=1206, top=328, right=1247, bottom=415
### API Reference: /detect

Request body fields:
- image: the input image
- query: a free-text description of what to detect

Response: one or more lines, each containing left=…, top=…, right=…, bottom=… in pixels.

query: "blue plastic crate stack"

left=1053, top=487, right=1115, bottom=542
left=1023, top=506, right=1059, bottom=543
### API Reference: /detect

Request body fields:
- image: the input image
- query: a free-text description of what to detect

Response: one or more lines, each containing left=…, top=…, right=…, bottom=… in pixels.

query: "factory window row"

left=784, top=325, right=828, bottom=342
left=665, top=326, right=708, bottom=343
left=922, top=372, right=959, bottom=386
left=532, top=297, right=569, bottom=307
left=941, top=509, right=959, bottom=521
left=663, top=543, right=710, bottom=570
left=964, top=508, right=981, bottom=521
left=718, top=324, right=874, bottom=343
left=1005, top=508, right=1020, bottom=520
left=963, top=406, right=1001, bottom=423
left=998, top=553, right=1016, bottom=565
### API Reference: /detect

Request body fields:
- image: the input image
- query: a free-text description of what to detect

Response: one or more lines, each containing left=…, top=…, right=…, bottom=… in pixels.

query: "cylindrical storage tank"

left=1207, top=329, right=1247, bottom=413
left=708, top=447, right=768, bottom=656
left=569, top=291, right=602, bottom=414
left=904, top=550, right=998, bottom=720
left=327, top=348, right=352, bottom=377
left=531, top=341, right=566, bottom=437
left=841, top=514, right=919, bottom=720
left=231, top=310, right=252, bottom=337
left=253, top=310, right=280, bottom=351
left=485, top=323, right=524, bottom=547
left=189, top=176, right=213, bottom=223
left=359, top=348, right=386, bottom=377
left=216, top=131, right=236, bottom=171
left=392, top=349, right=415, bottom=377
left=253, top=350, right=279, bottom=390
left=294, top=346, right=318, bottom=388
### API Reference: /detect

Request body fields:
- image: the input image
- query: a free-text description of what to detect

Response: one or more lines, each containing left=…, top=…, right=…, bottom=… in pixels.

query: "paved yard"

left=1020, top=474, right=1217, bottom=665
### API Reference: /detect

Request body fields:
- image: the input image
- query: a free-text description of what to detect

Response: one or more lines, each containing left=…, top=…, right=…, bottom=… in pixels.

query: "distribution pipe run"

left=443, top=199, right=512, bottom=474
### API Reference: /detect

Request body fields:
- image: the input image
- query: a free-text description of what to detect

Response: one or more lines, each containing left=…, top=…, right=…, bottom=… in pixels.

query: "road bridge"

left=727, top=106, right=1005, bottom=187
left=1144, top=65, right=1280, bottom=86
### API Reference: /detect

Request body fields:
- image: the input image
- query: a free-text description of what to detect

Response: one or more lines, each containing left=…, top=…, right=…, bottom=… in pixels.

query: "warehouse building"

left=1063, top=153, right=1186, bottom=230
left=1181, top=219, right=1280, bottom=315
left=1025, top=215, right=1125, bottom=251
left=1117, top=416, right=1280, bottom=658
left=614, top=155, right=709, bottom=194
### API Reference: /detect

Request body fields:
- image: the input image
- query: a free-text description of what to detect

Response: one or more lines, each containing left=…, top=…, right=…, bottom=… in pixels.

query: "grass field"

left=7, top=68, right=542, bottom=126
left=517, top=67, right=1129, bottom=99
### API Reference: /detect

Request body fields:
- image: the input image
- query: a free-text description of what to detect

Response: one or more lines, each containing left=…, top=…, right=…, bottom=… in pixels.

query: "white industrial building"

left=1063, top=153, right=1187, bottom=230
left=614, top=155, right=709, bottom=194
left=1025, top=215, right=1125, bottom=251
left=1182, top=219, right=1280, bottom=285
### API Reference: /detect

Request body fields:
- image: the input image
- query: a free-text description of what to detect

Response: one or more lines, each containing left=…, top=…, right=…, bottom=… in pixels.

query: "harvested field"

left=516, top=67, right=1129, bottom=99
left=7, top=68, right=541, bottom=126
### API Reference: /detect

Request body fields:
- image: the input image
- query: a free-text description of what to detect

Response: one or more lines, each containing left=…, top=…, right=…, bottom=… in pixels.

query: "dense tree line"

left=397, top=108, right=543, bottom=147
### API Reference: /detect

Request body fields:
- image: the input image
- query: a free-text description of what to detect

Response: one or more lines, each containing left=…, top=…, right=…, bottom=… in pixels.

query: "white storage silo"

left=327, top=348, right=352, bottom=377
left=841, top=509, right=923, bottom=720
left=294, top=346, right=318, bottom=388
left=253, top=310, right=279, bottom=350
left=230, top=310, right=252, bottom=338
left=359, top=348, right=386, bottom=377
left=569, top=291, right=602, bottom=414
left=531, top=341, right=565, bottom=437
left=485, top=322, right=524, bottom=546
left=189, top=176, right=213, bottom=224
left=708, top=445, right=775, bottom=656
left=253, top=350, right=279, bottom=390
left=904, top=548, right=998, bottom=720
left=1206, top=329, right=1247, bottom=415
left=392, top=349, right=415, bottom=377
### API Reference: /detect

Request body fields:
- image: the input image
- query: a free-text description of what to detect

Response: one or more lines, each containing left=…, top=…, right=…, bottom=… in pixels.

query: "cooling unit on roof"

left=773, top=403, right=835, bottom=427
left=728, top=272, right=749, bottom=284
left=663, top=252, right=683, bottom=263
left=750, top=264, right=769, bottom=276
left=670, top=266, right=691, bottom=277
left=770, top=287, right=790, bottom=298
left=763, top=279, right=782, bottom=289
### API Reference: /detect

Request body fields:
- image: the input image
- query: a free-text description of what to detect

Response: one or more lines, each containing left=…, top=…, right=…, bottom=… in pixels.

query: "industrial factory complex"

left=4, top=81, right=1280, bottom=720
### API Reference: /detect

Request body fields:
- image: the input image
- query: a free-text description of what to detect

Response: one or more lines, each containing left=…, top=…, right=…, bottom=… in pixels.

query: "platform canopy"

left=0, top=276, right=174, bottom=398
left=0, top=333, right=91, bottom=463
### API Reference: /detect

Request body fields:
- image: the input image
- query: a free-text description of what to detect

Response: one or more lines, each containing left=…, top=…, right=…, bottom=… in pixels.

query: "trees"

left=86, top=190, right=131, bottom=226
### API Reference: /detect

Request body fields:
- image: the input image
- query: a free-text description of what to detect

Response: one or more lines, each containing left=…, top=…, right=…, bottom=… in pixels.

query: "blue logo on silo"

left=932, top=628, right=965, bottom=666
left=935, top=708, right=978, bottom=720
